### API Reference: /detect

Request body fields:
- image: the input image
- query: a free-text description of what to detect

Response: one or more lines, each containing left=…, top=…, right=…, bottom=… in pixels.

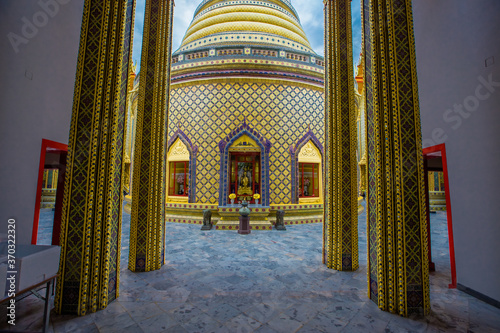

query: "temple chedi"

left=127, top=0, right=331, bottom=229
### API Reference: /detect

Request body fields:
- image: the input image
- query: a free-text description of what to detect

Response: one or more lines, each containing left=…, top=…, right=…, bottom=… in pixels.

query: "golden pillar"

left=362, top=0, right=430, bottom=316
left=359, top=150, right=367, bottom=194
left=51, top=170, right=59, bottom=189
left=428, top=172, right=435, bottom=191
left=323, top=0, right=358, bottom=271
left=123, top=65, right=137, bottom=195
left=55, top=0, right=136, bottom=315
left=129, top=0, right=174, bottom=272
left=43, top=170, right=49, bottom=188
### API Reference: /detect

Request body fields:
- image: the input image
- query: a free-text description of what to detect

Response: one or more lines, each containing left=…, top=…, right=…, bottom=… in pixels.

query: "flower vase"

left=231, top=199, right=234, bottom=205
left=255, top=199, right=259, bottom=205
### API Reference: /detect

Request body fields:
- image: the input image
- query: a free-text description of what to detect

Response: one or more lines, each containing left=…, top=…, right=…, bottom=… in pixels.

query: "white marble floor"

left=2, top=203, right=500, bottom=332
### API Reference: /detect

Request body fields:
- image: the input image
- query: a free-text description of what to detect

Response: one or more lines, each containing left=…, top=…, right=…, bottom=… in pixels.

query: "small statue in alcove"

left=177, top=175, right=184, bottom=195
left=303, top=177, right=310, bottom=196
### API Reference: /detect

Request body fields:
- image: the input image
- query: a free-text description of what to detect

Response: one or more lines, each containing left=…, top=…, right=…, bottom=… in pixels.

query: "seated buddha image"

left=238, top=167, right=253, bottom=195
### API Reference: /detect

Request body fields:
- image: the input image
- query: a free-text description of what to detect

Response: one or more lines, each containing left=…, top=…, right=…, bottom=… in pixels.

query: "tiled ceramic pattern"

left=178, top=31, right=313, bottom=55
left=168, top=82, right=324, bottom=205
left=193, top=1, right=299, bottom=26
left=172, top=58, right=324, bottom=75
left=3, top=205, right=500, bottom=332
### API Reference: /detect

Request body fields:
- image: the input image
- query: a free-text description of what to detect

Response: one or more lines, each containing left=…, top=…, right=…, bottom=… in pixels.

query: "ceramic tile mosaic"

left=168, top=82, right=324, bottom=206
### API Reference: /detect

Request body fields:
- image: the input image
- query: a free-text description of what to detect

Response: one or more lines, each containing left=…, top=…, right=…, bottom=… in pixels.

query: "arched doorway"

left=218, top=121, right=271, bottom=207
left=290, top=129, right=324, bottom=204
left=228, top=134, right=261, bottom=204
left=166, top=129, right=198, bottom=203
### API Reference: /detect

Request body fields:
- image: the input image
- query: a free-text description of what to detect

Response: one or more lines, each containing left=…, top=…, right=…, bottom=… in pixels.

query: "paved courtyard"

left=2, top=203, right=500, bottom=332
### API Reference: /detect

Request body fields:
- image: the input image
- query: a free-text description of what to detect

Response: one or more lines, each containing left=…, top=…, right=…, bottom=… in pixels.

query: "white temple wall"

left=413, top=0, right=500, bottom=303
left=0, top=0, right=84, bottom=244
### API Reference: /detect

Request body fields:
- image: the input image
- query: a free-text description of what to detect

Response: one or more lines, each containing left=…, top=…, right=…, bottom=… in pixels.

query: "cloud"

left=292, top=0, right=324, bottom=55
left=294, top=0, right=362, bottom=64
left=172, top=0, right=200, bottom=52
left=133, top=0, right=199, bottom=71
left=132, top=0, right=363, bottom=71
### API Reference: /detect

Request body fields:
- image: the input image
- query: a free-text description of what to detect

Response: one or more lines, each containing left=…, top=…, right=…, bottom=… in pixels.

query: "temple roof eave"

left=173, top=43, right=322, bottom=59
left=169, top=75, right=324, bottom=91
left=171, top=61, right=324, bottom=79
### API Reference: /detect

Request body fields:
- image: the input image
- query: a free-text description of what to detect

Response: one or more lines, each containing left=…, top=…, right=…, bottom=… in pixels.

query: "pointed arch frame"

left=167, top=128, right=198, bottom=203
left=290, top=129, right=324, bottom=204
left=218, top=121, right=272, bottom=206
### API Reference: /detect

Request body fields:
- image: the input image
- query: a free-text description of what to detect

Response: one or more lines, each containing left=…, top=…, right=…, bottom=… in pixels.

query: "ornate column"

left=55, top=0, right=135, bottom=315
left=129, top=0, right=174, bottom=272
left=428, top=171, right=435, bottom=191
left=362, top=0, right=430, bottom=316
left=123, top=64, right=137, bottom=195
left=323, top=0, right=358, bottom=271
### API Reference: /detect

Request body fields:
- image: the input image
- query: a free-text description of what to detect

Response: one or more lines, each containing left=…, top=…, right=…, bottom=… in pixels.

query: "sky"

left=132, top=0, right=362, bottom=72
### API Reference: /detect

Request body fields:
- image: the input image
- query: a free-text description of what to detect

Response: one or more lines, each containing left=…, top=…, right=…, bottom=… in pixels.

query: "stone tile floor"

left=2, top=203, right=500, bottom=332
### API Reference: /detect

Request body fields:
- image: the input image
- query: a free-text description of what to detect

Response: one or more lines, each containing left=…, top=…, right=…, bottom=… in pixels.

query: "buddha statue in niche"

left=238, top=166, right=253, bottom=196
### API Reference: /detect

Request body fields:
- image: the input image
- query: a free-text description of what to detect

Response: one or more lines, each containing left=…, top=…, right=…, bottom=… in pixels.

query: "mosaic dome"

left=182, top=0, right=312, bottom=51
left=171, top=0, right=324, bottom=87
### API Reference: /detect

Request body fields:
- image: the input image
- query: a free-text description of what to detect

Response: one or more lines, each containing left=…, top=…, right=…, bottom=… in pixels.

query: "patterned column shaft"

left=362, top=0, right=430, bottom=316
left=428, top=172, right=435, bottom=191
left=129, top=0, right=174, bottom=272
left=323, top=0, right=359, bottom=271
left=55, top=0, right=135, bottom=315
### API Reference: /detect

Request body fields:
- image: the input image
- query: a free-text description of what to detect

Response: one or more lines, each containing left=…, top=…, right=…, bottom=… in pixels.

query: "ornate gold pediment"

left=298, top=141, right=321, bottom=163
left=229, top=134, right=260, bottom=152
left=168, top=138, right=190, bottom=161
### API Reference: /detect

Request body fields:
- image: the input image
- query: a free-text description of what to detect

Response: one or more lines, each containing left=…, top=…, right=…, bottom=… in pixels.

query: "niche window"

left=298, top=163, right=319, bottom=197
left=167, top=138, right=190, bottom=202
left=297, top=140, right=322, bottom=203
left=168, top=161, right=189, bottom=196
